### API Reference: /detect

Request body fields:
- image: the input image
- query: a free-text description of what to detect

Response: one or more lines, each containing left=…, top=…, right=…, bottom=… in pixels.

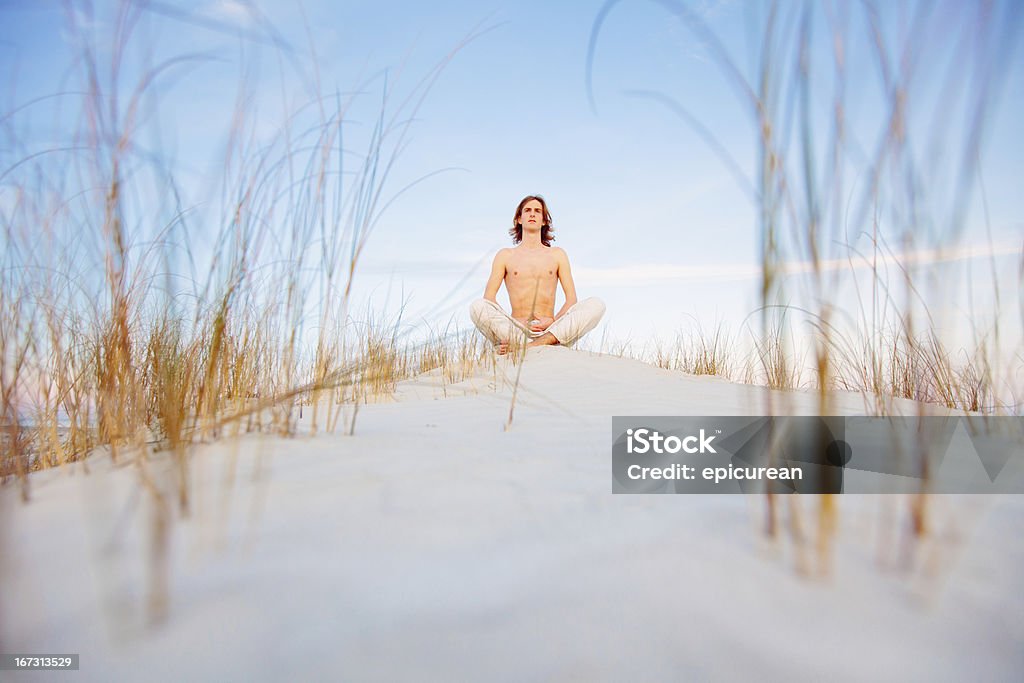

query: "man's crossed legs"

left=470, top=298, right=606, bottom=353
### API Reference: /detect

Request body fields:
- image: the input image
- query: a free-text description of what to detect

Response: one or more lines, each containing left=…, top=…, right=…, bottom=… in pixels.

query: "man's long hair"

left=509, top=195, right=554, bottom=246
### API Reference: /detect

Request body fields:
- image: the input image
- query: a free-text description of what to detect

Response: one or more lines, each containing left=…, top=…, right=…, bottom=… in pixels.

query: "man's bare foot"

left=496, top=341, right=509, bottom=355
left=527, top=332, right=559, bottom=348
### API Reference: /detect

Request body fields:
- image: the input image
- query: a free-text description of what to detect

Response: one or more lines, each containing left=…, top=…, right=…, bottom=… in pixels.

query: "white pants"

left=469, top=298, right=606, bottom=347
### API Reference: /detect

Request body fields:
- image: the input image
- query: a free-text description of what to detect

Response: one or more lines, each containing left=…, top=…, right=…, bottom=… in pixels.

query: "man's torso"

left=503, top=246, right=560, bottom=321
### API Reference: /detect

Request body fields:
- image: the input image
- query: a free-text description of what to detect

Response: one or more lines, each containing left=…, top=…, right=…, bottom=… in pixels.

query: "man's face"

left=519, top=200, right=544, bottom=232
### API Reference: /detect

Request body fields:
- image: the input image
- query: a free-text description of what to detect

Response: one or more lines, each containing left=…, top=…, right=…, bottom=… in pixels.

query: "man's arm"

left=483, top=249, right=508, bottom=303
left=553, top=247, right=578, bottom=321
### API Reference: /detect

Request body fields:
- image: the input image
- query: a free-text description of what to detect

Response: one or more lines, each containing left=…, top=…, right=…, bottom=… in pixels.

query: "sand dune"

left=2, top=348, right=1022, bottom=680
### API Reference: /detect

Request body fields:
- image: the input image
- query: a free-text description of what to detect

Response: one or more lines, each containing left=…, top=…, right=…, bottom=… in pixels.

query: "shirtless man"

left=470, top=195, right=605, bottom=354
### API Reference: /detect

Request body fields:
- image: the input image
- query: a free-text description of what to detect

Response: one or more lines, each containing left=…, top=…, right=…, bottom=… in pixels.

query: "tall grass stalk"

left=505, top=277, right=542, bottom=431
left=589, top=0, right=1020, bottom=573
left=0, top=1, right=490, bottom=623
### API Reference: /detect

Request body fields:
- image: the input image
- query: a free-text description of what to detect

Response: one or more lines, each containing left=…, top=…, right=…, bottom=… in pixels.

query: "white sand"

left=2, top=347, right=1022, bottom=681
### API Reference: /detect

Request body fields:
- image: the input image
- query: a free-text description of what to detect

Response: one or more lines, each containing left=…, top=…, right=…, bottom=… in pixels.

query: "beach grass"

left=2, top=1, right=1016, bottom=470
left=587, top=0, right=1021, bottom=572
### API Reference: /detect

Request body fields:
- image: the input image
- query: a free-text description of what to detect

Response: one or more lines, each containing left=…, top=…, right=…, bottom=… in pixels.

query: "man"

left=470, top=195, right=605, bottom=354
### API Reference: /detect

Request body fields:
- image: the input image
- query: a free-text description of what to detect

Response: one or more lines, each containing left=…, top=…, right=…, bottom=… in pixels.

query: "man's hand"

left=530, top=316, right=554, bottom=332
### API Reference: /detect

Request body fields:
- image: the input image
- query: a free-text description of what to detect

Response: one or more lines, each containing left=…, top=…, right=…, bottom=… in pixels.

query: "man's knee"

left=469, top=299, right=490, bottom=326
left=581, top=297, right=606, bottom=321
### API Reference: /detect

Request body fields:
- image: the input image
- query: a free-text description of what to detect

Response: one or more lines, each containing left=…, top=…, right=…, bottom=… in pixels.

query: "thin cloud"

left=577, top=240, right=1023, bottom=287
left=203, top=0, right=254, bottom=26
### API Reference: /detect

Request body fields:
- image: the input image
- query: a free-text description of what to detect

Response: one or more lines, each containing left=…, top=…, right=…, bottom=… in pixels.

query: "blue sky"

left=2, top=0, right=1022, bottom=359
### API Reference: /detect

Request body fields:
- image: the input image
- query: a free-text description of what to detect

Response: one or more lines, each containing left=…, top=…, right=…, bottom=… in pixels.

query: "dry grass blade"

left=505, top=277, right=541, bottom=431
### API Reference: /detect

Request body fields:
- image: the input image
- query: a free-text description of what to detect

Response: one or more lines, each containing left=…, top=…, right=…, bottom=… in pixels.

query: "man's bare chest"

left=505, top=253, right=558, bottom=281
